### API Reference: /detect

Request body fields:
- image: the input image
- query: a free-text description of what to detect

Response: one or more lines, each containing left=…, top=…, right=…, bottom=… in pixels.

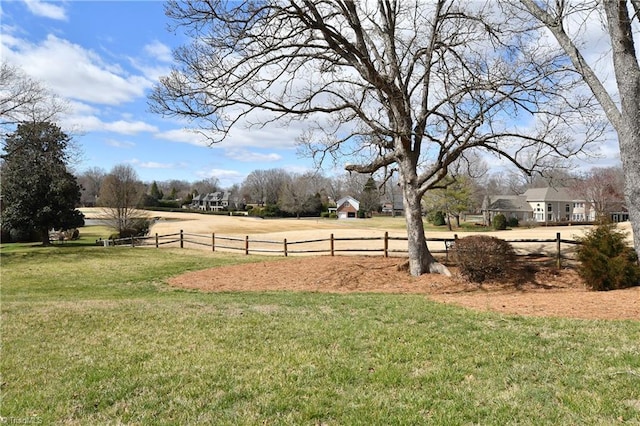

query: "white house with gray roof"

left=483, top=187, right=597, bottom=224
left=190, top=191, right=231, bottom=211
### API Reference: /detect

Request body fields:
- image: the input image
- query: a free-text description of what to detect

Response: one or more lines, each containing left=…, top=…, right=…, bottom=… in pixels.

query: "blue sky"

left=1, top=0, right=313, bottom=187
left=1, top=1, right=623, bottom=188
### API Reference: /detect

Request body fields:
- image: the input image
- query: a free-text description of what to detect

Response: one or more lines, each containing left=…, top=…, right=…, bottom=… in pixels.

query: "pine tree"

left=149, top=181, right=164, bottom=201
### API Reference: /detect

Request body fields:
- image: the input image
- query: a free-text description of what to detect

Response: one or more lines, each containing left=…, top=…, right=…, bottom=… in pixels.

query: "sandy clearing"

left=80, top=207, right=633, bottom=256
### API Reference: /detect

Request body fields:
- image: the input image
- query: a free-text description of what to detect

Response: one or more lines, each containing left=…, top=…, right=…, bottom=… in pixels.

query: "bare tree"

left=241, top=169, right=289, bottom=205
left=77, top=167, right=106, bottom=207
left=98, top=164, right=146, bottom=237
left=191, top=177, right=220, bottom=196
left=0, top=62, right=67, bottom=130
left=573, top=166, right=625, bottom=220
left=227, top=183, right=244, bottom=209
left=151, top=1, right=594, bottom=275
left=279, top=172, right=322, bottom=218
left=517, top=0, right=640, bottom=258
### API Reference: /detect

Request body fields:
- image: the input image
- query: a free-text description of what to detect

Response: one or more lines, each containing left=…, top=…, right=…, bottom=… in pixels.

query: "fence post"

left=284, top=238, right=288, bottom=257
left=245, top=235, right=249, bottom=255
left=212, top=233, right=215, bottom=252
left=155, top=233, right=159, bottom=248
left=180, top=230, right=184, bottom=248
left=556, top=232, right=561, bottom=269
left=384, top=232, right=388, bottom=257
left=330, top=233, right=334, bottom=256
left=131, top=236, right=134, bottom=247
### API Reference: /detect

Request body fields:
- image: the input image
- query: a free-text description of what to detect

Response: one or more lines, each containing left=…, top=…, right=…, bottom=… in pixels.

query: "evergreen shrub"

left=429, top=211, right=446, bottom=226
left=575, top=222, right=640, bottom=291
left=493, top=213, right=507, bottom=230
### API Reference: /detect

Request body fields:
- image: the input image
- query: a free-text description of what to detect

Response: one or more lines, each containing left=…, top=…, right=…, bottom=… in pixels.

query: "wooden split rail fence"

left=106, top=231, right=581, bottom=267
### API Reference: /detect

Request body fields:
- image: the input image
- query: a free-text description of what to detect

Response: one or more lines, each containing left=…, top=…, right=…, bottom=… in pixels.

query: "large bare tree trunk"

left=619, top=128, right=640, bottom=254
left=400, top=166, right=451, bottom=277
left=604, top=1, right=640, bottom=257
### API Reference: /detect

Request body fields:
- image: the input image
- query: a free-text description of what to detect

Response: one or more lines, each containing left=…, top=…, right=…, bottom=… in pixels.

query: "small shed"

left=336, top=196, right=360, bottom=219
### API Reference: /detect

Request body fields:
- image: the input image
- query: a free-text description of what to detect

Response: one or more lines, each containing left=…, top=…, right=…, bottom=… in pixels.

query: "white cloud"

left=68, top=100, right=99, bottom=116
left=156, top=124, right=301, bottom=150
left=225, top=148, right=282, bottom=163
left=129, top=158, right=191, bottom=170
left=282, top=164, right=313, bottom=175
left=63, top=114, right=158, bottom=135
left=143, top=40, right=172, bottom=63
left=105, top=139, right=135, bottom=148
left=129, top=41, right=173, bottom=81
left=2, top=34, right=152, bottom=105
left=196, top=168, right=246, bottom=186
left=154, top=128, right=211, bottom=146
left=23, top=0, right=67, bottom=20
left=105, top=120, right=158, bottom=134
left=130, top=159, right=179, bottom=169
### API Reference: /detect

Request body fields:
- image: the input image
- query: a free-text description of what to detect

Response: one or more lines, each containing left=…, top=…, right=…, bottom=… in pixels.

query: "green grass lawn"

left=2, top=229, right=639, bottom=425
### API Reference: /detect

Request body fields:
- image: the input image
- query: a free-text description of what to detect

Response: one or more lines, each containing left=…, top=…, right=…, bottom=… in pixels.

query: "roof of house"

left=191, top=191, right=231, bottom=204
left=382, top=199, right=404, bottom=210
left=336, top=196, right=360, bottom=211
left=486, top=195, right=531, bottom=212
left=523, top=187, right=577, bottom=202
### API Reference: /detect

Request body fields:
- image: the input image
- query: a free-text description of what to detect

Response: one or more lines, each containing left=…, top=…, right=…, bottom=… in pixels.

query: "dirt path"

left=169, top=255, right=640, bottom=321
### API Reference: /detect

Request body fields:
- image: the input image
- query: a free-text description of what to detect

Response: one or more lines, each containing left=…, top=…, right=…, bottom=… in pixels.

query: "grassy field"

left=2, top=228, right=639, bottom=424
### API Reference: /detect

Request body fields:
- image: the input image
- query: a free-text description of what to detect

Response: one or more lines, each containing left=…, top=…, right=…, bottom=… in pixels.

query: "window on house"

left=566, top=204, right=570, bottom=213
left=547, top=203, right=552, bottom=212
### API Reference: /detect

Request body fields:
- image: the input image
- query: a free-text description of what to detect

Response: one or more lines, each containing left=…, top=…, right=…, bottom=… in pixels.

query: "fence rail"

left=103, top=230, right=581, bottom=267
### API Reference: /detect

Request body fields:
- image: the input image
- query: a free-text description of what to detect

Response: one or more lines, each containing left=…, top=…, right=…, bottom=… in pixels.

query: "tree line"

left=0, top=118, right=626, bottom=243
left=0, top=93, right=625, bottom=245
left=77, top=160, right=625, bottom=221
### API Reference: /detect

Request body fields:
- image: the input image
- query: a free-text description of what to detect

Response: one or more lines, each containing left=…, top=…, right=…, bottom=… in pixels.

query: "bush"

left=8, top=227, right=39, bottom=243
left=158, top=200, right=180, bottom=209
left=575, top=222, right=640, bottom=291
left=428, top=211, right=446, bottom=226
left=118, top=218, right=151, bottom=239
left=492, top=213, right=507, bottom=230
left=507, top=217, right=519, bottom=228
left=452, top=235, right=516, bottom=283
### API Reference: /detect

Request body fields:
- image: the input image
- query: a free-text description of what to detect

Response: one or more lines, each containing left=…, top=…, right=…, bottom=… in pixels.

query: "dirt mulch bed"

left=168, top=256, right=640, bottom=321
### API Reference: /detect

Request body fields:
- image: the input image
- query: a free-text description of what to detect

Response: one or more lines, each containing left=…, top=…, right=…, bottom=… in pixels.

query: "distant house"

left=482, top=194, right=531, bottom=223
left=381, top=199, right=404, bottom=216
left=190, top=191, right=231, bottom=211
left=483, top=187, right=601, bottom=224
left=335, top=196, right=360, bottom=219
